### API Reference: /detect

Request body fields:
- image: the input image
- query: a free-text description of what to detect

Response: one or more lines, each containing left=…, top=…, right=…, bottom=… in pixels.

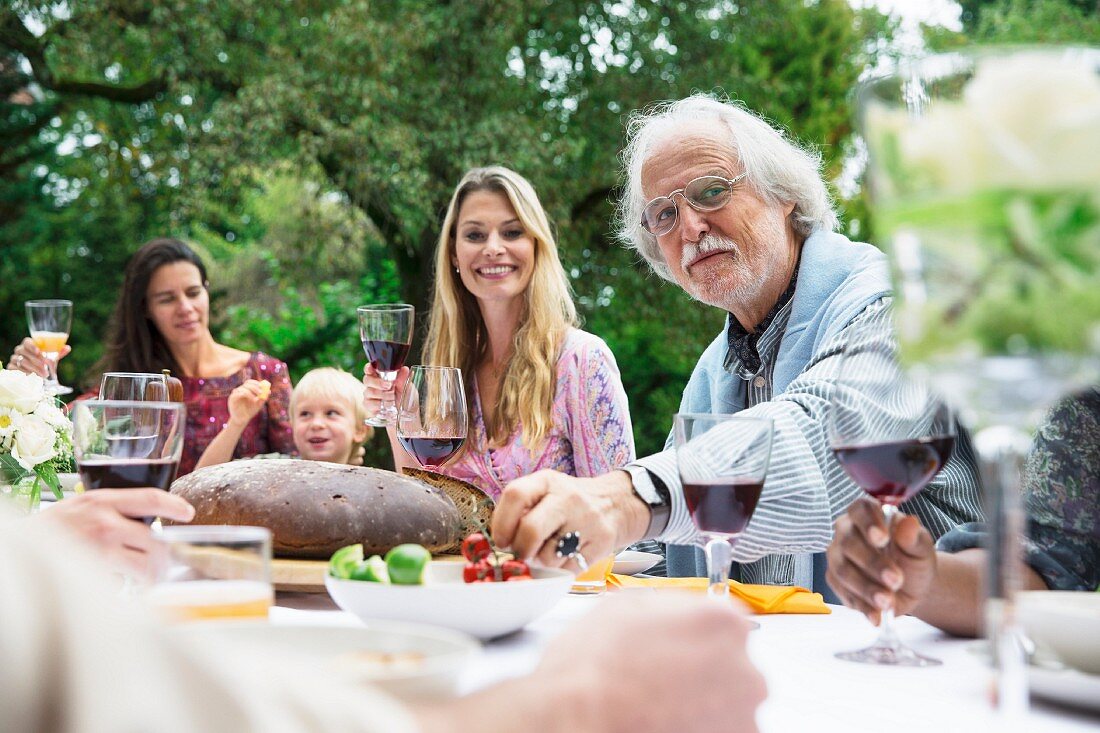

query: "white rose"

left=0, top=370, right=46, bottom=414
left=11, top=414, right=57, bottom=471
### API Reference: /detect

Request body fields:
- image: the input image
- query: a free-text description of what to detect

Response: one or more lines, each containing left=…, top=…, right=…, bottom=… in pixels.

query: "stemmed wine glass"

left=858, top=46, right=1100, bottom=703
left=26, top=299, right=73, bottom=395
left=828, top=318, right=956, bottom=666
left=359, top=304, right=415, bottom=427
left=99, top=372, right=169, bottom=401
left=396, top=366, right=467, bottom=470
left=71, top=400, right=186, bottom=524
left=674, top=414, right=773, bottom=602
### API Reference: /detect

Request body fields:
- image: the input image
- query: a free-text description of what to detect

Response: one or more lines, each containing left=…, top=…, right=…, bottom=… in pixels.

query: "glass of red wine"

left=71, top=400, right=186, bottom=524
left=396, top=366, right=467, bottom=470
left=828, top=317, right=956, bottom=666
left=358, top=303, right=415, bottom=427
left=674, top=413, right=773, bottom=602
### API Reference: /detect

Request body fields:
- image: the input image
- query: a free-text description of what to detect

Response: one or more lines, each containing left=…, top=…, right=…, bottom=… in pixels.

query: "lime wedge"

left=329, top=543, right=364, bottom=579
left=385, top=544, right=431, bottom=585
left=350, top=555, right=390, bottom=583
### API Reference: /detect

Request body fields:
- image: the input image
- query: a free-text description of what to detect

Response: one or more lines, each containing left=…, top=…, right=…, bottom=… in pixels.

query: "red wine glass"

left=396, top=366, right=467, bottom=470
left=674, top=414, right=773, bottom=602
left=71, top=400, right=186, bottom=524
left=358, top=303, right=415, bottom=427
left=828, top=317, right=956, bottom=666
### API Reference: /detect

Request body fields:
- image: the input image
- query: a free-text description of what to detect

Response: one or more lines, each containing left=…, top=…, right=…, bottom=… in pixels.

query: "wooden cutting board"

left=272, top=554, right=466, bottom=593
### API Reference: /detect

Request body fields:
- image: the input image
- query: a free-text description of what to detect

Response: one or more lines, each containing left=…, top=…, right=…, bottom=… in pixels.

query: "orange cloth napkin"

left=606, top=573, right=830, bottom=615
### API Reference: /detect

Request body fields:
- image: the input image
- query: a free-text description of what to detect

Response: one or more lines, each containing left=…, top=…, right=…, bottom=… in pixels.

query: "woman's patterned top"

left=177, top=352, right=295, bottom=476
left=938, top=387, right=1100, bottom=591
left=443, top=329, right=635, bottom=502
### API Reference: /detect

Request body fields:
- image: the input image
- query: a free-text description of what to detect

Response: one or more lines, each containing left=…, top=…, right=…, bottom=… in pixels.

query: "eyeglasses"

left=640, top=173, right=747, bottom=236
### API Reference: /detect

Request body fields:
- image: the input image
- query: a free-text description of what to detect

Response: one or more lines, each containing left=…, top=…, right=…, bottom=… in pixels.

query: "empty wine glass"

left=674, top=414, right=773, bottom=602
left=359, top=304, right=415, bottom=427
left=99, top=372, right=169, bottom=401
left=396, top=366, right=467, bottom=470
left=828, top=318, right=956, bottom=666
left=25, top=299, right=73, bottom=395
left=71, top=400, right=186, bottom=524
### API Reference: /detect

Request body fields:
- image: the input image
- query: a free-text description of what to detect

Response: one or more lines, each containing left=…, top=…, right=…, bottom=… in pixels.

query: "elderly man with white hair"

left=491, top=94, right=982, bottom=595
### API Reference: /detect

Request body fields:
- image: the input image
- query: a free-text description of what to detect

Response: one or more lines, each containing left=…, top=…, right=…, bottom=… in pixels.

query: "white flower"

left=870, top=52, right=1100, bottom=197
left=11, top=413, right=57, bottom=471
left=0, top=370, right=46, bottom=414
left=0, top=406, right=22, bottom=443
left=33, top=400, right=70, bottom=430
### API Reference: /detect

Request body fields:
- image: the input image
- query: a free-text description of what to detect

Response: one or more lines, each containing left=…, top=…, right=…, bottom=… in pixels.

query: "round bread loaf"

left=170, top=459, right=462, bottom=558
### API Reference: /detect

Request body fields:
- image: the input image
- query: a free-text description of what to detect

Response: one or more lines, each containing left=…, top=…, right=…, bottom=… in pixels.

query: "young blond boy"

left=196, top=367, right=372, bottom=469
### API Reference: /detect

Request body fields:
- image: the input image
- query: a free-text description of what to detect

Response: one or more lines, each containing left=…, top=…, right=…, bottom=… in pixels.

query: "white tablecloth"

left=272, top=593, right=1100, bottom=732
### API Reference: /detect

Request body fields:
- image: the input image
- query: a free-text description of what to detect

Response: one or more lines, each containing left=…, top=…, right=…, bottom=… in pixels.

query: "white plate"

left=613, top=550, right=661, bottom=576
left=171, top=621, right=479, bottom=701
left=1019, top=590, right=1100, bottom=676
left=1030, top=664, right=1100, bottom=714
left=326, top=561, right=573, bottom=640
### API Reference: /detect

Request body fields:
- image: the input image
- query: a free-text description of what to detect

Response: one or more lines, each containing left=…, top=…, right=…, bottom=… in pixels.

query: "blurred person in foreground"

left=491, top=93, right=982, bottom=591
left=364, top=166, right=634, bottom=500
left=0, top=501, right=765, bottom=733
left=7, top=238, right=295, bottom=475
left=826, top=389, right=1100, bottom=636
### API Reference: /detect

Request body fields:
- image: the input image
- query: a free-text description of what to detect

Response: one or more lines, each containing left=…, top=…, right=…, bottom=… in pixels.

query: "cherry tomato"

left=461, top=532, right=493, bottom=562
left=501, top=559, right=531, bottom=579
left=463, top=558, right=495, bottom=584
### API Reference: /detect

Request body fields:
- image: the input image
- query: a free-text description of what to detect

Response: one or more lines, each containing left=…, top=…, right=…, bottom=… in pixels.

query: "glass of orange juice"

left=148, top=526, right=273, bottom=622
left=570, top=554, right=615, bottom=595
left=25, top=299, right=73, bottom=395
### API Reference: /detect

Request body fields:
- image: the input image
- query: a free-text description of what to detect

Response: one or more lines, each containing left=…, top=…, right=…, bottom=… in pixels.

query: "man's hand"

left=227, top=379, right=271, bottom=426
left=36, top=489, right=195, bottom=579
left=491, top=469, right=649, bottom=569
left=826, top=496, right=937, bottom=624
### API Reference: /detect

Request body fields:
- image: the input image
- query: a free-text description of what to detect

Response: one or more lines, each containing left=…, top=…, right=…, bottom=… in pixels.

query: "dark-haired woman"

left=8, top=238, right=294, bottom=475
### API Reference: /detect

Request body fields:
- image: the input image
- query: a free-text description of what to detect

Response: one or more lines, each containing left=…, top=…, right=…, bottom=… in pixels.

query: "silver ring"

left=15, top=354, right=24, bottom=366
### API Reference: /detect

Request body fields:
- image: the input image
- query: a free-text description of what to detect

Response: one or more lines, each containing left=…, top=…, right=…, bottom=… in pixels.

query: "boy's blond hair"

left=290, top=367, right=371, bottom=433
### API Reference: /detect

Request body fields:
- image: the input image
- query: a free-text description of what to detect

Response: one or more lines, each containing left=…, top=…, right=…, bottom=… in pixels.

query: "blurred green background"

left=2, top=0, right=1096, bottom=466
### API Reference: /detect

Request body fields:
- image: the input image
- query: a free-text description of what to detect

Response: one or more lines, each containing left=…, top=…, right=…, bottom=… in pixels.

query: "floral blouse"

left=938, top=388, right=1100, bottom=591
left=177, top=352, right=295, bottom=476
left=443, top=329, right=635, bottom=502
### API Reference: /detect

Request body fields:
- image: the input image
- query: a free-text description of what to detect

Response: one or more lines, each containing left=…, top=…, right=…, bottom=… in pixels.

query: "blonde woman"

left=364, top=166, right=635, bottom=501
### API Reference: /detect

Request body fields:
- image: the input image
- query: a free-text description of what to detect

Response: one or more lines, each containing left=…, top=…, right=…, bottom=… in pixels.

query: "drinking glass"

left=25, top=299, right=73, bottom=395
left=396, top=366, right=467, bottom=470
left=674, top=414, right=773, bottom=602
left=99, top=372, right=169, bottom=401
left=858, top=45, right=1100, bottom=702
left=828, top=318, right=956, bottom=666
left=148, top=525, right=273, bottom=623
left=358, top=303, right=415, bottom=427
left=71, top=400, right=185, bottom=524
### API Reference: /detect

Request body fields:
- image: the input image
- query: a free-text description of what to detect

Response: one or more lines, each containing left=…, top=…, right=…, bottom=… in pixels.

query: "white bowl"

left=1019, top=590, right=1100, bottom=675
left=171, top=621, right=478, bottom=700
left=325, top=561, right=574, bottom=640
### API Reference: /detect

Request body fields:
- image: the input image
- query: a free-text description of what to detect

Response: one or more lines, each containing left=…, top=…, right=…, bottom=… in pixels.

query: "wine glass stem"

left=704, top=535, right=733, bottom=600
left=381, top=370, right=397, bottom=412
left=874, top=503, right=902, bottom=650
left=43, top=353, right=59, bottom=387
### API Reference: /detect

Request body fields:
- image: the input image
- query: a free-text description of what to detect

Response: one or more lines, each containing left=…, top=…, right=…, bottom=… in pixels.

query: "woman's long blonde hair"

left=425, top=166, right=578, bottom=451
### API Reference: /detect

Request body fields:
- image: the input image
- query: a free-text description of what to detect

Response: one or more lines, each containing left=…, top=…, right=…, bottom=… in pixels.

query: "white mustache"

left=681, top=234, right=738, bottom=271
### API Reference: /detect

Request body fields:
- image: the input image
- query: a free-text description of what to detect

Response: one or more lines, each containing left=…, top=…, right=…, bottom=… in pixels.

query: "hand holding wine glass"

left=674, top=414, right=773, bottom=602
left=396, top=366, right=467, bottom=470
left=358, top=304, right=414, bottom=427
left=828, top=317, right=955, bottom=666
left=24, top=299, right=73, bottom=394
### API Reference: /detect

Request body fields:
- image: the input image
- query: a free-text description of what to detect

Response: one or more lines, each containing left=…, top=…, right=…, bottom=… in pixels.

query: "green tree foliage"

left=2, top=0, right=892, bottom=457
